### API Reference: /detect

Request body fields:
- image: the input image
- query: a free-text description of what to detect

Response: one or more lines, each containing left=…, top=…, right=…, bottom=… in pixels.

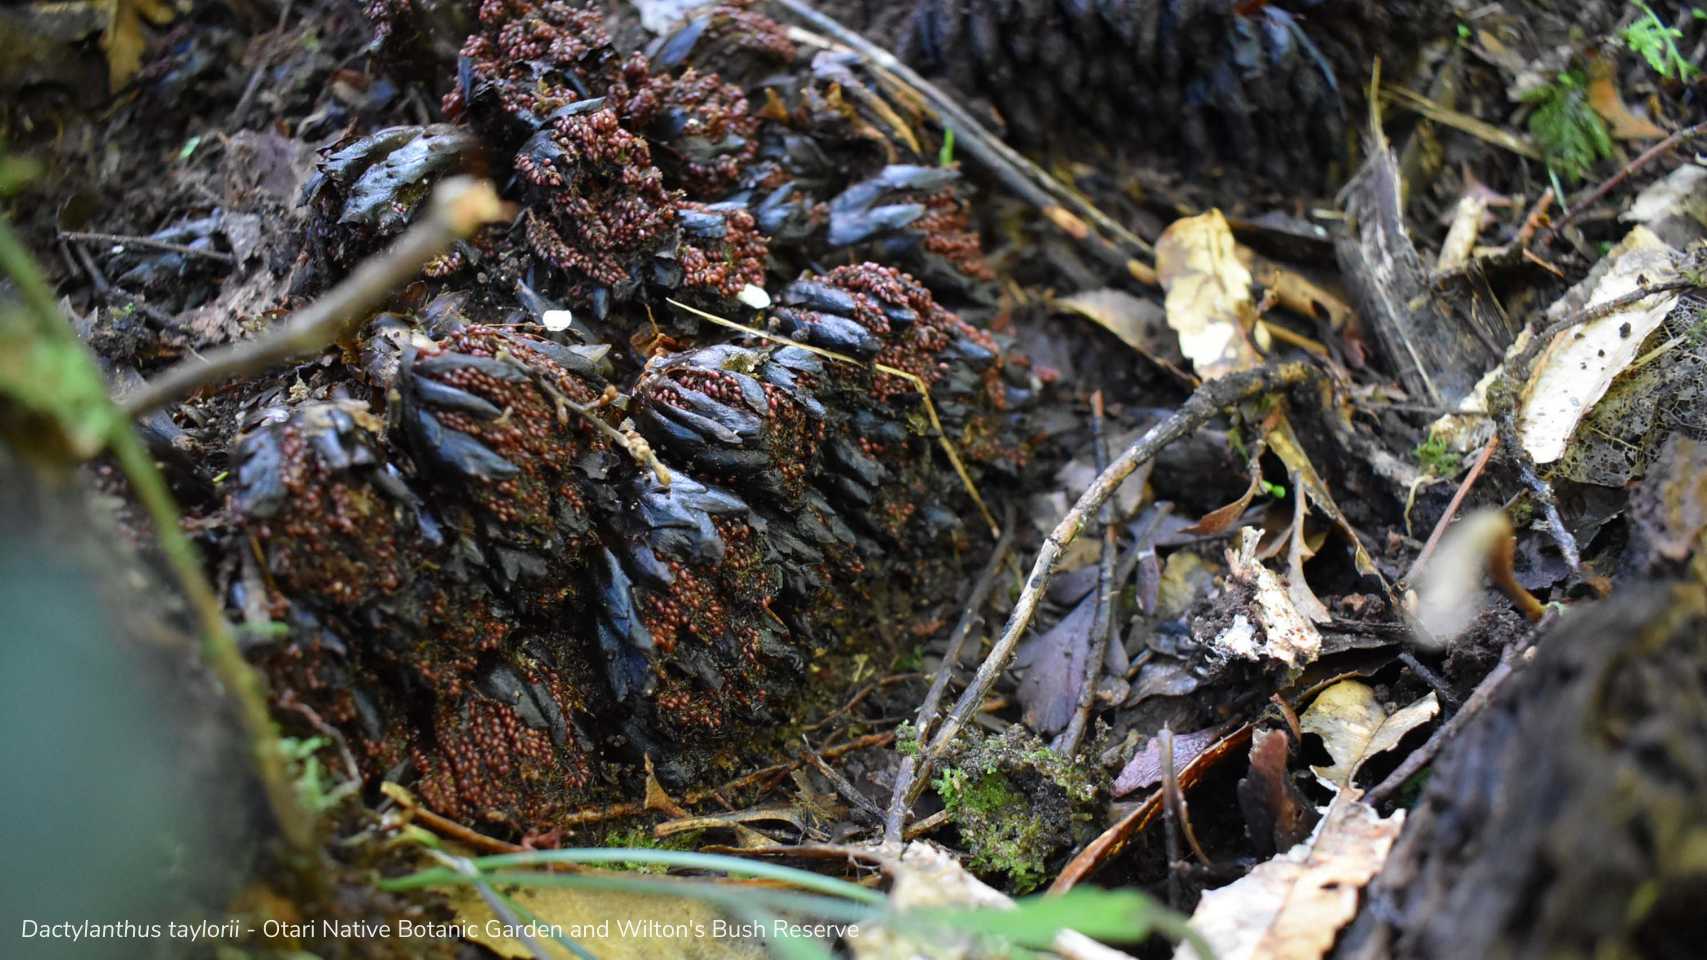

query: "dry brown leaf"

left=1589, top=72, right=1666, bottom=141
left=1236, top=246, right=1356, bottom=332
left=1173, top=795, right=1404, bottom=960
left=1155, top=210, right=1263, bottom=379
left=1214, top=528, right=1322, bottom=667
left=1182, top=444, right=1266, bottom=536
left=1266, top=416, right=1381, bottom=579
left=1113, top=726, right=1223, bottom=797
left=1056, top=288, right=1185, bottom=369
left=1298, top=680, right=1439, bottom=791
left=1237, top=727, right=1320, bottom=856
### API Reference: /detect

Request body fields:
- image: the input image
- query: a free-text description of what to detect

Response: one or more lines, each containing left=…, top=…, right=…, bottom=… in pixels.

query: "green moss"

left=933, top=728, right=1099, bottom=893
left=600, top=826, right=704, bottom=872
left=1415, top=434, right=1462, bottom=477
left=896, top=721, right=922, bottom=757
left=1524, top=70, right=1613, bottom=182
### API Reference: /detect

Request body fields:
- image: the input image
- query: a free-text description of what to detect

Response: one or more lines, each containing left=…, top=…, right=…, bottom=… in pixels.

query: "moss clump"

left=1415, top=434, right=1462, bottom=477
left=933, top=727, right=1099, bottom=893
left=599, top=826, right=704, bottom=873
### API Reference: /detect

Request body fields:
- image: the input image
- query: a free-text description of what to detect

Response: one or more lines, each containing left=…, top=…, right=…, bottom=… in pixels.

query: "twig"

left=769, top=0, right=1154, bottom=273
left=883, top=512, right=1015, bottom=844
left=60, top=230, right=237, bottom=265
left=1543, top=121, right=1707, bottom=241
left=921, top=363, right=1312, bottom=765
left=122, top=177, right=505, bottom=416
left=0, top=213, right=320, bottom=860
left=1403, top=435, right=1498, bottom=585
left=802, top=673, right=922, bottom=734
left=1054, top=391, right=1116, bottom=757
left=383, top=783, right=526, bottom=855
left=802, top=742, right=886, bottom=823
left=1366, top=658, right=1513, bottom=806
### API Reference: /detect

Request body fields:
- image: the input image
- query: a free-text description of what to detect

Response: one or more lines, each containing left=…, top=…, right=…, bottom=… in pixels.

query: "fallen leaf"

left=1155, top=210, right=1263, bottom=379
left=1173, top=795, right=1404, bottom=960
left=1237, top=727, right=1320, bottom=857
left=1112, top=726, right=1222, bottom=797
left=1433, top=194, right=1487, bottom=274
left=1014, top=594, right=1097, bottom=736
left=100, top=0, right=176, bottom=92
left=1588, top=72, right=1666, bottom=140
left=1622, top=163, right=1707, bottom=228
left=1298, top=681, right=1438, bottom=791
left=1267, top=415, right=1381, bottom=579
left=857, top=842, right=1146, bottom=960
left=1181, top=445, right=1266, bottom=536
left=1283, top=467, right=1332, bottom=625
left=1214, top=527, right=1322, bottom=667
left=1056, top=288, right=1186, bottom=368
left=1520, top=227, right=1681, bottom=463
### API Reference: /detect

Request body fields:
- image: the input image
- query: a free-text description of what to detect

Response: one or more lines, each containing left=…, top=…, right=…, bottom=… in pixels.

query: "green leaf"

left=938, top=127, right=956, bottom=167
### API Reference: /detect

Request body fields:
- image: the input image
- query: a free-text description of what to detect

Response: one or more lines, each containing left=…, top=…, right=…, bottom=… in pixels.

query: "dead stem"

left=122, top=177, right=505, bottom=416
left=1054, top=391, right=1116, bottom=758
left=60, top=229, right=239, bottom=265
left=1404, top=435, right=1499, bottom=585
left=1543, top=121, right=1707, bottom=241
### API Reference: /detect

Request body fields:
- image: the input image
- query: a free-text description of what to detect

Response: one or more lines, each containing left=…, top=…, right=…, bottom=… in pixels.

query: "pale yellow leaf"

left=1520, top=227, right=1680, bottom=463
left=1155, top=210, right=1262, bottom=380
left=1299, top=680, right=1439, bottom=791
left=1056, top=288, right=1181, bottom=366
left=1174, top=796, right=1403, bottom=960
left=1266, top=415, right=1381, bottom=579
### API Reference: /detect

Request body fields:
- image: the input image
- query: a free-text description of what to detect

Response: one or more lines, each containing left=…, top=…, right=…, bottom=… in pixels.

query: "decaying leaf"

left=1213, top=527, right=1322, bottom=667
left=1267, top=415, right=1381, bottom=579
left=1056, top=288, right=1186, bottom=369
left=1015, top=593, right=1097, bottom=736
left=1155, top=210, right=1263, bottom=380
left=1173, top=795, right=1404, bottom=960
left=1112, top=726, right=1222, bottom=797
left=1298, top=680, right=1438, bottom=791
left=1588, top=71, right=1666, bottom=141
left=1182, top=444, right=1265, bottom=536
left=1520, top=226, right=1681, bottom=463
left=101, top=0, right=177, bottom=92
left=1237, top=727, right=1320, bottom=857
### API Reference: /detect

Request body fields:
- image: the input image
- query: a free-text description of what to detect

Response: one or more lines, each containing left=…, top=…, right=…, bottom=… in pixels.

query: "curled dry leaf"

left=1587, top=71, right=1666, bottom=141
left=1155, top=210, right=1263, bottom=380
left=1267, top=415, right=1382, bottom=580
left=1298, top=680, right=1439, bottom=792
left=1237, top=727, right=1320, bottom=858
left=1173, top=795, right=1404, bottom=960
left=1056, top=288, right=1186, bottom=369
left=1520, top=227, right=1681, bottom=464
left=1214, top=527, right=1322, bottom=667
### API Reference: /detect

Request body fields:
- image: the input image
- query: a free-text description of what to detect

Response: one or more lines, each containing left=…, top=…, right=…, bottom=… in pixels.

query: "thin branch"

left=883, top=510, right=1015, bottom=844
left=769, top=0, right=1153, bottom=273
left=1054, top=391, right=1116, bottom=758
left=61, top=230, right=238, bottom=265
left=922, top=362, right=1313, bottom=765
left=1403, top=435, right=1498, bottom=585
left=1544, top=121, right=1707, bottom=241
left=122, top=177, right=505, bottom=416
